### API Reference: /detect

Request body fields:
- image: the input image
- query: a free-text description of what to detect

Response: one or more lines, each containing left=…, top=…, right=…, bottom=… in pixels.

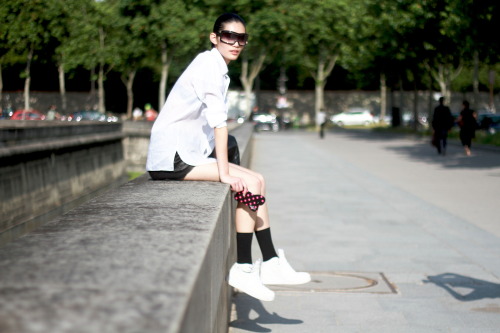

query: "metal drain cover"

left=267, top=272, right=397, bottom=294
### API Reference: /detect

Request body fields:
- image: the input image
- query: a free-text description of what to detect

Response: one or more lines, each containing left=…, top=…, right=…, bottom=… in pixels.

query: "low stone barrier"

left=0, top=121, right=127, bottom=245
left=0, top=122, right=253, bottom=333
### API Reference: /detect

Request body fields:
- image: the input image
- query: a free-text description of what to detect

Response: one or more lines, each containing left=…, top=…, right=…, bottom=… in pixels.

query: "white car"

left=330, top=108, right=374, bottom=126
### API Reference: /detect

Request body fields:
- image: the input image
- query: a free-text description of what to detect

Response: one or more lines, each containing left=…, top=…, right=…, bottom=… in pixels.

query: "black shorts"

left=148, top=152, right=195, bottom=180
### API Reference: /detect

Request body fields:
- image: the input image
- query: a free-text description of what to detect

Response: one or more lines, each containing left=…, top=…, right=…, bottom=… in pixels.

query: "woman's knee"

left=244, top=174, right=264, bottom=193
left=230, top=164, right=266, bottom=193
left=255, top=172, right=266, bottom=192
left=250, top=172, right=266, bottom=194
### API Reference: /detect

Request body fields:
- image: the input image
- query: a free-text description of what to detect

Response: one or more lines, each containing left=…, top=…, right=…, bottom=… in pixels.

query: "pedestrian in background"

left=431, top=97, right=454, bottom=155
left=457, top=100, right=477, bottom=156
left=316, top=109, right=327, bottom=139
left=144, top=103, right=158, bottom=121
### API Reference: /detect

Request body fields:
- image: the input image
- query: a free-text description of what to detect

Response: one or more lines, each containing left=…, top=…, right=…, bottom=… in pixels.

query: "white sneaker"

left=260, top=249, right=311, bottom=285
left=228, top=260, right=275, bottom=301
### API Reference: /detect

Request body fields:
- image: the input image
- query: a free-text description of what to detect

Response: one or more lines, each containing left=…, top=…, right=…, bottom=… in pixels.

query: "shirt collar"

left=211, top=48, right=229, bottom=76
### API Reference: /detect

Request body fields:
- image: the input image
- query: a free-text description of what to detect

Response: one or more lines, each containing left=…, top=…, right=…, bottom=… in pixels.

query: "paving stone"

left=230, top=130, right=500, bottom=333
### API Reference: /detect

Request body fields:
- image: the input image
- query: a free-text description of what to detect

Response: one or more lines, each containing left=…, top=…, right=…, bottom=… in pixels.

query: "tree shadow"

left=424, top=273, right=500, bottom=301
left=229, top=293, right=303, bottom=332
left=333, top=129, right=500, bottom=170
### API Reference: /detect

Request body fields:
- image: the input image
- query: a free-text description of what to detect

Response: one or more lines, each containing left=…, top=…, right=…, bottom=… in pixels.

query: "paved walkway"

left=229, top=129, right=500, bottom=333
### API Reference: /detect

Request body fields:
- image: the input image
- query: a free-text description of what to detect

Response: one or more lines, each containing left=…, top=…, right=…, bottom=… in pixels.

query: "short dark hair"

left=213, top=13, right=246, bottom=34
left=463, top=100, right=470, bottom=108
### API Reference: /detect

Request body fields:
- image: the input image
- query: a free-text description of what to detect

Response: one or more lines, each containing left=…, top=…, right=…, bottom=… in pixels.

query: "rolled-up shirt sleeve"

left=192, top=58, right=229, bottom=128
left=204, top=91, right=228, bottom=128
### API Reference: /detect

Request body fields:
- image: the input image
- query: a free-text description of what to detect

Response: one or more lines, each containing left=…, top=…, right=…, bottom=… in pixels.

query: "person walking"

left=146, top=13, right=310, bottom=302
left=316, top=109, right=327, bottom=139
left=457, top=100, right=477, bottom=156
left=431, top=97, right=454, bottom=155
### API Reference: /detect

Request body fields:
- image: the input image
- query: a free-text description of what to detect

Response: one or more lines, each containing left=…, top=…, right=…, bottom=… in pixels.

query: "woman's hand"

left=220, top=174, right=247, bottom=194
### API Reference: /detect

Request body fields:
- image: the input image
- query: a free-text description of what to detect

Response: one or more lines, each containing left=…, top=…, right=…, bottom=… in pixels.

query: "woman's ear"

left=210, top=32, right=218, bottom=46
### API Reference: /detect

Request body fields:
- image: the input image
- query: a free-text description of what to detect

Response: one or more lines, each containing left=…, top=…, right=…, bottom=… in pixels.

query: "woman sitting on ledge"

left=146, top=13, right=310, bottom=301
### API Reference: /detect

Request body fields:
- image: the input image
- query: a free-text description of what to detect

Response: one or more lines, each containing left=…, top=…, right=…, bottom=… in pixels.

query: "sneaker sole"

left=228, top=280, right=275, bottom=301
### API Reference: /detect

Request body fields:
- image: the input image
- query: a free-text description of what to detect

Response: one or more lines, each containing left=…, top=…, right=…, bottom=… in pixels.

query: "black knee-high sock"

left=236, top=232, right=253, bottom=264
left=255, top=228, right=278, bottom=261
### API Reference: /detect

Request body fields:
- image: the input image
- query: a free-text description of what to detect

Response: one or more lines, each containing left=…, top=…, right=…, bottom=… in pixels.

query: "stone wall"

left=0, top=121, right=127, bottom=245
left=122, top=121, right=154, bottom=173
left=0, top=122, right=254, bottom=333
left=1, top=91, right=98, bottom=115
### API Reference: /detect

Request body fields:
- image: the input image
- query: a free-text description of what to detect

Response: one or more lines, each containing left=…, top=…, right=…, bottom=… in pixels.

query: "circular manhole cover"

left=268, top=272, right=380, bottom=293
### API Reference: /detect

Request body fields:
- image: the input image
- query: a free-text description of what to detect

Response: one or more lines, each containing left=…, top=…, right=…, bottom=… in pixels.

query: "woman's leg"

left=185, top=162, right=276, bottom=260
left=184, top=162, right=276, bottom=301
left=184, top=162, right=270, bottom=232
left=185, top=162, right=310, bottom=289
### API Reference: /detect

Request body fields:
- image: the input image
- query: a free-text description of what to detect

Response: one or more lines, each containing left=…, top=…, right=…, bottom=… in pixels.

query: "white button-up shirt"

left=146, top=48, right=230, bottom=171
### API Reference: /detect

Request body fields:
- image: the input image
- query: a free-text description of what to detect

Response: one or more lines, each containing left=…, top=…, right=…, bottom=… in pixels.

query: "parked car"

left=330, top=108, right=374, bottom=126
left=68, top=110, right=106, bottom=122
left=251, top=112, right=280, bottom=132
left=10, top=109, right=45, bottom=120
left=67, top=110, right=118, bottom=122
left=478, top=114, right=500, bottom=134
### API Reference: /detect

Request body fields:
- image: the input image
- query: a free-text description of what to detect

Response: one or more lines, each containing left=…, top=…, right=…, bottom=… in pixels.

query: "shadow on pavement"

left=229, top=294, right=303, bottom=332
left=424, top=273, right=500, bottom=301
left=332, top=128, right=500, bottom=170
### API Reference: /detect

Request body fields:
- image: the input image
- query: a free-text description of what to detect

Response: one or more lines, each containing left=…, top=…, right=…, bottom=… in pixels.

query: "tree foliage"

left=0, top=0, right=499, bottom=115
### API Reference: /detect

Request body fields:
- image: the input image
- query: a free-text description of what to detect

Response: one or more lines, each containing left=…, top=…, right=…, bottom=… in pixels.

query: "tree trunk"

left=122, top=70, right=136, bottom=119
left=390, top=87, right=395, bottom=113
left=427, top=71, right=433, bottom=122
left=313, top=53, right=338, bottom=125
left=58, top=63, right=67, bottom=113
left=489, top=69, right=495, bottom=111
left=98, top=63, right=105, bottom=113
left=23, top=47, right=34, bottom=115
left=314, top=82, right=324, bottom=114
left=240, top=52, right=266, bottom=117
left=412, top=90, right=419, bottom=131
left=380, top=72, right=387, bottom=123
left=427, top=90, right=433, bottom=123
left=399, top=75, right=404, bottom=114
left=0, top=64, right=3, bottom=105
left=90, top=67, right=96, bottom=102
left=159, top=42, right=171, bottom=111
left=412, top=76, right=419, bottom=131
left=473, top=51, right=479, bottom=105
left=97, top=27, right=106, bottom=113
left=0, top=64, right=3, bottom=104
left=430, top=63, right=462, bottom=105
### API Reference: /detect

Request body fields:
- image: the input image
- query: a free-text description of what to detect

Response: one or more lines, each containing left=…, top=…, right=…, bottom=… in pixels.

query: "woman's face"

left=210, top=21, right=246, bottom=64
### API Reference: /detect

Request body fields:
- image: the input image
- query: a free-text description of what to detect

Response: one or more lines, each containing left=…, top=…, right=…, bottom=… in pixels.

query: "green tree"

left=0, top=4, right=9, bottom=105
left=4, top=0, right=56, bottom=112
left=288, top=0, right=355, bottom=122
left=444, top=0, right=500, bottom=109
left=351, top=0, right=425, bottom=122
left=140, top=0, right=208, bottom=110
left=64, top=0, right=123, bottom=113
left=45, top=0, right=79, bottom=113
left=115, top=1, right=153, bottom=118
left=228, top=0, right=290, bottom=116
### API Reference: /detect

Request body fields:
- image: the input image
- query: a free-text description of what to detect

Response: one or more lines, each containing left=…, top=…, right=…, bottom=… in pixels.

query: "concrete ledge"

left=0, top=122, right=127, bottom=243
left=0, top=123, right=254, bottom=333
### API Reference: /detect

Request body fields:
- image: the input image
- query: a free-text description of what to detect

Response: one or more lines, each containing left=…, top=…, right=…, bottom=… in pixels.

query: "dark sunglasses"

left=216, top=30, right=248, bottom=46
